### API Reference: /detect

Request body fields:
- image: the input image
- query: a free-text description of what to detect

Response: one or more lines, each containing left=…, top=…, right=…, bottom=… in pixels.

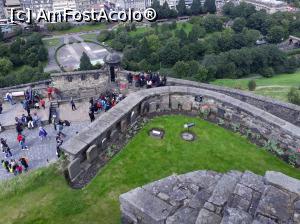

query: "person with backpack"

left=39, top=127, right=48, bottom=140
left=19, top=157, right=29, bottom=171
left=17, top=133, right=28, bottom=150
left=1, top=138, right=12, bottom=158
left=1, top=160, right=10, bottom=172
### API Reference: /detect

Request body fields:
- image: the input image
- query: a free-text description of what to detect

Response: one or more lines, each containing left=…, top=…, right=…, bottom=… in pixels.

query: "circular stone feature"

left=181, top=132, right=196, bottom=141
left=149, top=128, right=165, bottom=139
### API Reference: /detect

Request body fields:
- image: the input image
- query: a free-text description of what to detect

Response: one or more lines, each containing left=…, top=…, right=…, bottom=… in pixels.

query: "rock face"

left=119, top=170, right=300, bottom=224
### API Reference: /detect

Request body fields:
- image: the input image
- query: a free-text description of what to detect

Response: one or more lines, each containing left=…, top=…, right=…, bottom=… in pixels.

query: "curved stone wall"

left=120, top=170, right=300, bottom=224
left=62, top=86, right=300, bottom=184
left=167, top=78, right=300, bottom=127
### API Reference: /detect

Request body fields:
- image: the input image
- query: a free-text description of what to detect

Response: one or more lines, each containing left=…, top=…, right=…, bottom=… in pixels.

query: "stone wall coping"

left=62, top=86, right=300, bottom=157
left=51, top=69, right=104, bottom=77
left=167, top=77, right=300, bottom=112
left=0, top=79, right=51, bottom=92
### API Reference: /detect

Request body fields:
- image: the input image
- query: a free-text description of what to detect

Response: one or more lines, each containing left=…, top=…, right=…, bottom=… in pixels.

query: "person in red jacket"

left=47, top=87, right=53, bottom=101
left=17, top=134, right=28, bottom=150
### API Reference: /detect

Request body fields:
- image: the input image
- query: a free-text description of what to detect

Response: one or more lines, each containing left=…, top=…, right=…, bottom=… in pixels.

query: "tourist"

left=27, top=114, right=34, bottom=129
left=40, top=98, right=46, bottom=110
left=0, top=102, right=2, bottom=114
left=146, top=79, right=152, bottom=89
left=89, top=109, right=95, bottom=122
left=1, top=160, right=10, bottom=172
left=56, top=134, right=63, bottom=158
left=16, top=122, right=23, bottom=134
left=39, top=127, right=48, bottom=140
left=89, top=97, right=94, bottom=106
left=19, top=157, right=29, bottom=171
left=70, top=98, right=77, bottom=111
left=127, top=72, right=133, bottom=85
left=21, top=114, right=27, bottom=125
left=10, top=159, right=18, bottom=175
left=17, top=133, right=28, bottom=150
left=16, top=164, right=23, bottom=174
left=47, top=86, right=53, bottom=101
left=5, top=92, right=15, bottom=105
left=32, top=112, right=41, bottom=127
left=56, top=120, right=66, bottom=137
left=1, top=138, right=12, bottom=158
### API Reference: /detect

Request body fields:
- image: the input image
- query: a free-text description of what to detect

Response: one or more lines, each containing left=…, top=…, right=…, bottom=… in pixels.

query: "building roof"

left=104, top=52, right=121, bottom=65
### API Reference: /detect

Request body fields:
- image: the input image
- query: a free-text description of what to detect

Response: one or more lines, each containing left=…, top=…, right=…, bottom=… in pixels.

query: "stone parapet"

left=61, top=85, right=300, bottom=185
left=120, top=170, right=300, bottom=224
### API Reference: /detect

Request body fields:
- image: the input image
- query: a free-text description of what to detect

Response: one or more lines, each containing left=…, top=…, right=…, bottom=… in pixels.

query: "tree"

left=139, top=38, right=151, bottom=59
left=188, top=25, right=203, bottom=42
left=98, top=30, right=111, bottom=42
left=191, top=0, right=202, bottom=15
left=177, top=0, right=187, bottom=16
left=203, top=15, right=223, bottom=33
left=0, top=58, right=13, bottom=76
left=161, top=1, right=171, bottom=18
left=173, top=61, right=189, bottom=78
left=38, top=46, right=48, bottom=61
left=267, top=25, right=286, bottom=43
left=288, top=87, right=300, bottom=105
left=204, top=0, right=216, bottom=14
left=79, top=52, right=93, bottom=71
left=175, top=28, right=188, bottom=44
left=248, top=80, right=256, bottom=91
left=232, top=18, right=246, bottom=33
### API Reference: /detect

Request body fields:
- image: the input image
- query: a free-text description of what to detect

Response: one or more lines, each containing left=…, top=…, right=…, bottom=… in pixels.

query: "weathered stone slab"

left=221, top=208, right=252, bottom=224
left=256, top=185, right=292, bottom=222
left=120, top=187, right=174, bottom=224
left=234, top=184, right=253, bottom=201
left=265, top=171, right=300, bottom=195
left=67, top=158, right=81, bottom=181
left=208, top=174, right=240, bottom=206
left=110, top=129, right=119, bottom=141
left=86, top=144, right=98, bottom=163
left=240, top=171, right=265, bottom=193
left=120, top=119, right=128, bottom=133
left=143, top=175, right=179, bottom=196
left=196, top=208, right=222, bottom=224
left=166, top=207, right=199, bottom=224
left=149, top=101, right=158, bottom=113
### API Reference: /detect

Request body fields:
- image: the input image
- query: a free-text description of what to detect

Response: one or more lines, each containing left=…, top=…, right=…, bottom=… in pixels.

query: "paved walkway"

left=0, top=121, right=88, bottom=181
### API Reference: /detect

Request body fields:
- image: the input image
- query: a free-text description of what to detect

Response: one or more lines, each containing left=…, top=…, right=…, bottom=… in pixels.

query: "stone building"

left=241, top=0, right=291, bottom=14
left=120, top=170, right=300, bottom=223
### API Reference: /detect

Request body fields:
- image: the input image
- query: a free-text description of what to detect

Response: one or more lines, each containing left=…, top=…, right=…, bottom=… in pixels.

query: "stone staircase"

left=119, top=170, right=300, bottom=224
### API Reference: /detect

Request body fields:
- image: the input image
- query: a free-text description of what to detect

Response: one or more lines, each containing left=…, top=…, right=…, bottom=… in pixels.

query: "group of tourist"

left=1, top=157, right=29, bottom=176
left=127, top=72, right=167, bottom=88
left=87, top=91, right=126, bottom=122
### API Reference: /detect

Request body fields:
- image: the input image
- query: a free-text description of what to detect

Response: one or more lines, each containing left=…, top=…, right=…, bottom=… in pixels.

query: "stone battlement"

left=62, top=86, right=300, bottom=186
left=120, top=170, right=300, bottom=224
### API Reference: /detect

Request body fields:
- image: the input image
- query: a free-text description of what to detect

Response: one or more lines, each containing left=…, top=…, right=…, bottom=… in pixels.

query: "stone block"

left=141, top=101, right=150, bottom=114
left=149, top=102, right=158, bottom=113
left=256, top=185, right=292, bottom=222
left=166, top=207, right=199, bottom=224
left=159, top=94, right=170, bottom=111
left=240, top=171, right=265, bottom=193
left=101, top=138, right=108, bottom=150
left=110, top=129, right=119, bottom=141
left=265, top=171, right=300, bottom=195
left=196, top=208, right=222, bottom=224
left=220, top=208, right=252, bottom=224
left=234, top=184, right=253, bottom=201
left=86, top=145, right=98, bottom=163
left=120, top=187, right=174, bottom=224
left=208, top=174, right=240, bottom=207
left=67, top=158, right=81, bottom=181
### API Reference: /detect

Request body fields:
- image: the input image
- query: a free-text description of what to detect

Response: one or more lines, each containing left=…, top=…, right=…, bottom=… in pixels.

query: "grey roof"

left=103, top=52, right=121, bottom=65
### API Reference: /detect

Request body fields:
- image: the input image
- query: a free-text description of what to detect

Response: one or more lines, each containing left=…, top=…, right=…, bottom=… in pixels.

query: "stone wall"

left=61, top=86, right=300, bottom=184
left=120, top=170, right=300, bottom=224
left=167, top=78, right=300, bottom=127
left=50, top=70, right=110, bottom=99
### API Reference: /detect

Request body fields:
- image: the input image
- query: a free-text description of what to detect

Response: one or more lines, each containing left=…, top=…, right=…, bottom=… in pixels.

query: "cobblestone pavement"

left=0, top=121, right=89, bottom=181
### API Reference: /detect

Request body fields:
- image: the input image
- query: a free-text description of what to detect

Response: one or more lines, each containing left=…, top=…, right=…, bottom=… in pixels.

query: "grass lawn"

left=211, top=71, right=300, bottom=102
left=80, top=33, right=98, bottom=42
left=0, top=115, right=299, bottom=224
left=51, top=23, right=106, bottom=35
left=43, top=38, right=61, bottom=48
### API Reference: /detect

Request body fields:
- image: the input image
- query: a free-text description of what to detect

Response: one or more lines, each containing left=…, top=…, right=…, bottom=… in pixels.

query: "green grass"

left=43, top=38, right=61, bottom=48
left=211, top=71, right=300, bottom=102
left=52, top=23, right=106, bottom=35
left=0, top=115, right=299, bottom=224
left=80, top=33, right=98, bottom=42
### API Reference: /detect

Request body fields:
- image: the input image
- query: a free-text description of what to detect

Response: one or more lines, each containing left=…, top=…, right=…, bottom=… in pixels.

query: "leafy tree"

left=161, top=1, right=171, bottom=18
left=191, top=0, right=202, bottom=15
left=98, top=30, right=111, bottom=42
left=139, top=38, right=151, bottom=59
left=0, top=58, right=13, bottom=76
left=79, top=52, right=93, bottom=71
left=203, top=15, right=223, bottom=33
left=288, top=87, right=300, bottom=105
left=177, top=0, right=187, bottom=16
left=248, top=80, right=256, bottom=91
left=232, top=17, right=246, bottom=33
left=204, top=0, right=216, bottom=14
left=38, top=46, right=48, bottom=61
left=173, top=61, right=189, bottom=77
left=159, top=38, right=181, bottom=66
left=175, top=28, right=188, bottom=44
left=188, top=25, right=202, bottom=42
left=267, top=25, right=286, bottom=43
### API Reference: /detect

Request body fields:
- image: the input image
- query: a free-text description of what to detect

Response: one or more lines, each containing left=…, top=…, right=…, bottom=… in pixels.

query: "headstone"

left=86, top=144, right=98, bottom=163
left=68, top=158, right=81, bottom=181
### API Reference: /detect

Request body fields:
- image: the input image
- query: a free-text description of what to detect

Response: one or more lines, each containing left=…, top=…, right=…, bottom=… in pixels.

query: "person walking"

left=39, top=127, right=48, bottom=140
left=89, top=109, right=95, bottom=122
left=27, top=114, right=34, bottom=129
left=1, top=138, right=12, bottom=158
left=1, top=160, right=10, bottom=172
left=70, top=98, right=77, bottom=111
left=17, top=133, right=28, bottom=150
left=6, top=92, right=15, bottom=105
left=56, top=134, right=63, bottom=158
left=40, top=98, right=46, bottom=110
left=0, top=102, right=3, bottom=114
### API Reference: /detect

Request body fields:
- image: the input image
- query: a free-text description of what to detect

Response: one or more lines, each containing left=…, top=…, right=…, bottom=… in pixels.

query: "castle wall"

left=61, top=86, right=300, bottom=185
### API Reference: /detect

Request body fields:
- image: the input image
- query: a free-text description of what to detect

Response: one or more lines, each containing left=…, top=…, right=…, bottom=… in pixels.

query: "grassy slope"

left=51, top=23, right=105, bottom=35
left=43, top=38, right=61, bottom=48
left=0, top=115, right=299, bottom=224
left=211, top=71, right=300, bottom=102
